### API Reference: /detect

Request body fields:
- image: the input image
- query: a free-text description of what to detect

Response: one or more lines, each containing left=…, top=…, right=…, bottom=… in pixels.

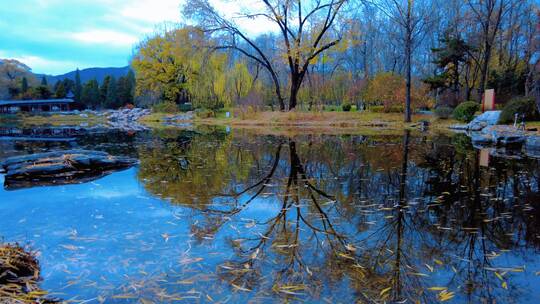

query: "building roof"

left=0, top=99, right=75, bottom=106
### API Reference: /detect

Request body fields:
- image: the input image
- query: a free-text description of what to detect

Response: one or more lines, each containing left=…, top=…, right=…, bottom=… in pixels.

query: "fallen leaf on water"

left=60, top=245, right=78, bottom=251
left=231, top=283, right=251, bottom=292
left=437, top=290, right=455, bottom=302
left=380, top=287, right=391, bottom=296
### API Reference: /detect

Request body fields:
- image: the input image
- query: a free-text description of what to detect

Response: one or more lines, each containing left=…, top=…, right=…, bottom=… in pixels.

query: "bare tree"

left=466, top=0, right=510, bottom=102
left=183, top=0, right=348, bottom=111
left=374, top=0, right=429, bottom=122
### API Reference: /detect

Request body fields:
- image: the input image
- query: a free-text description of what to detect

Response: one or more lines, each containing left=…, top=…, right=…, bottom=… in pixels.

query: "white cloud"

left=70, top=29, right=139, bottom=47
left=0, top=51, right=80, bottom=74
left=119, top=0, right=182, bottom=24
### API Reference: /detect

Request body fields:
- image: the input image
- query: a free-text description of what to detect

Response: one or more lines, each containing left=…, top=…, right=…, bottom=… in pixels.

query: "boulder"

left=480, top=125, right=527, bottom=147
left=468, top=111, right=501, bottom=131
left=525, top=136, right=540, bottom=158
left=1, top=150, right=137, bottom=190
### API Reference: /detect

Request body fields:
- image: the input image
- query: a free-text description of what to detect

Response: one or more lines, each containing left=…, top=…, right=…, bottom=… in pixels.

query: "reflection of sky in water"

left=1, top=131, right=540, bottom=303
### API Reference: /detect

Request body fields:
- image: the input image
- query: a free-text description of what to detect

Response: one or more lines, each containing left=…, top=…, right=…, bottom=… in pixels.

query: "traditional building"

left=0, top=99, right=74, bottom=114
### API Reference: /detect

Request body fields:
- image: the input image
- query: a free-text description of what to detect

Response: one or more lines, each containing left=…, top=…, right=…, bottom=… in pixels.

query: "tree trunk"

left=404, top=20, right=412, bottom=122
left=477, top=44, right=491, bottom=103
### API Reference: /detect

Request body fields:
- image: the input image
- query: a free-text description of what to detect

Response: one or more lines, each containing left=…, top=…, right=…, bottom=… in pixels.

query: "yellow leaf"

left=380, top=287, right=392, bottom=296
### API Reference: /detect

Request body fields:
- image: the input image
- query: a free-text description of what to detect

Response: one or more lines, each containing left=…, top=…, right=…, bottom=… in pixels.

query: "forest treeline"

left=131, top=0, right=539, bottom=121
left=0, top=60, right=135, bottom=110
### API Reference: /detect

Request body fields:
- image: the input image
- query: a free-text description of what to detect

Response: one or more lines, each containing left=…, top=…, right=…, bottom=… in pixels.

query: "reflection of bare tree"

left=138, top=130, right=540, bottom=302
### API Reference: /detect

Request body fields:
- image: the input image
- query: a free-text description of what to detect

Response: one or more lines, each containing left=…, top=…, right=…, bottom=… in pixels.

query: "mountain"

left=37, top=66, right=131, bottom=85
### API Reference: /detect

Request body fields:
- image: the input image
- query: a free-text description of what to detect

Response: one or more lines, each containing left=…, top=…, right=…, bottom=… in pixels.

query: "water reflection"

left=0, top=126, right=539, bottom=303
left=135, top=129, right=540, bottom=303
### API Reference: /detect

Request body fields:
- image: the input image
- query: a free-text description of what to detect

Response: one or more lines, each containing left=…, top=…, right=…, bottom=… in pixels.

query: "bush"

left=195, top=108, right=215, bottom=118
left=434, top=106, right=454, bottom=119
left=152, top=101, right=179, bottom=113
left=342, top=103, right=352, bottom=112
left=453, top=101, right=479, bottom=122
left=498, top=96, right=540, bottom=124
left=178, top=103, right=193, bottom=112
left=369, top=106, right=385, bottom=113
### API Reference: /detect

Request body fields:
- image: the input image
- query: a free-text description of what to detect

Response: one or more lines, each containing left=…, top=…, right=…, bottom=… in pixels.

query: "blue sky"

left=0, top=0, right=274, bottom=75
left=0, top=0, right=182, bottom=75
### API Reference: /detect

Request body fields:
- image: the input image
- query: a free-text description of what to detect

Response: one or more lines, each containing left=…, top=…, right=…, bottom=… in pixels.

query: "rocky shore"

left=0, top=150, right=137, bottom=190
left=449, top=111, right=540, bottom=159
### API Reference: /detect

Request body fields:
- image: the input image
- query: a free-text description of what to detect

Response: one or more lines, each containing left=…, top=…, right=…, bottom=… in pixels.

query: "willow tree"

left=184, top=0, right=348, bottom=111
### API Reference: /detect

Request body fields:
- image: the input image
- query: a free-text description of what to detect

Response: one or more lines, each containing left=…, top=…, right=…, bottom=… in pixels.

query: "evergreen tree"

left=105, top=77, right=118, bottom=109
left=100, top=76, right=112, bottom=106
left=21, top=77, right=28, bottom=93
left=41, top=76, right=48, bottom=86
left=81, top=79, right=100, bottom=109
left=74, top=68, right=82, bottom=103
left=55, top=81, right=67, bottom=98
left=117, top=70, right=135, bottom=105
left=32, top=86, right=52, bottom=99
left=126, top=70, right=135, bottom=104
left=423, top=34, right=472, bottom=105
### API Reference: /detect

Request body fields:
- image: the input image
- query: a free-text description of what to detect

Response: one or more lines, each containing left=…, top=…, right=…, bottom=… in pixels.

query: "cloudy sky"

left=0, top=0, right=272, bottom=75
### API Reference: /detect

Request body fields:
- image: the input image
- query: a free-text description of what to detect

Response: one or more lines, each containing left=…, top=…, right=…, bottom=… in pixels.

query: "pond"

left=0, top=125, right=539, bottom=303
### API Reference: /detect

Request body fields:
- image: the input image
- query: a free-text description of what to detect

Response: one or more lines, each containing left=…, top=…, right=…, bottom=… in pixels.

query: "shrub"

left=498, top=96, right=540, bottom=124
left=152, top=101, right=179, bottom=113
left=342, top=103, right=352, bottom=112
left=369, top=106, right=385, bottom=113
left=195, top=108, right=215, bottom=118
left=434, top=106, right=454, bottom=119
left=453, top=101, right=479, bottom=122
left=178, top=103, right=193, bottom=112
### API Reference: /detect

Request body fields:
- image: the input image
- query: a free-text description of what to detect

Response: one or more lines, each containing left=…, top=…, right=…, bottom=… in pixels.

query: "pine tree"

left=41, top=76, right=48, bottom=86
left=105, top=77, right=118, bottom=109
left=21, top=77, right=28, bottom=93
left=55, top=81, right=66, bottom=98
left=74, top=68, right=82, bottom=103
left=81, top=79, right=100, bottom=109
left=100, top=76, right=112, bottom=106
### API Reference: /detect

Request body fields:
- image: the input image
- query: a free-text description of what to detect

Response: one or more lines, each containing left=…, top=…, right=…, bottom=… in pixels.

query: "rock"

left=467, top=110, right=501, bottom=131
left=79, top=113, right=88, bottom=118
left=449, top=124, right=469, bottom=130
left=525, top=136, right=540, bottom=158
left=480, top=125, right=527, bottom=147
left=1, top=150, right=137, bottom=190
left=471, top=134, right=493, bottom=147
left=526, top=136, right=540, bottom=150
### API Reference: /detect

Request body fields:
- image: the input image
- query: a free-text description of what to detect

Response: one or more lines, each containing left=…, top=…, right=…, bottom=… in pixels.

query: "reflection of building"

left=0, top=99, right=74, bottom=113
left=0, top=127, right=82, bottom=141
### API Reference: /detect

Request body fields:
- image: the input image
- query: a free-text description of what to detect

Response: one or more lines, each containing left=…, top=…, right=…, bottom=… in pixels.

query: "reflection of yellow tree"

left=136, top=130, right=540, bottom=302
left=138, top=130, right=255, bottom=209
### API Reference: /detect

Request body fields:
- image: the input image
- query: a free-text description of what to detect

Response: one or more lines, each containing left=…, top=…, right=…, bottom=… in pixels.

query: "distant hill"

left=37, top=66, right=130, bottom=85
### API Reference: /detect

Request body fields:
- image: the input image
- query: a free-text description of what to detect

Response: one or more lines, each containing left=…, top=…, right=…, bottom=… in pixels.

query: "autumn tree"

left=378, top=0, right=430, bottom=122
left=183, top=0, right=348, bottom=111
left=0, top=59, right=36, bottom=99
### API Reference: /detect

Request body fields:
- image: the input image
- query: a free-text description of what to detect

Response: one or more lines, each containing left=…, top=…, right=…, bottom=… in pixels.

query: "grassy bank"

left=0, top=113, right=106, bottom=126
left=141, top=110, right=458, bottom=134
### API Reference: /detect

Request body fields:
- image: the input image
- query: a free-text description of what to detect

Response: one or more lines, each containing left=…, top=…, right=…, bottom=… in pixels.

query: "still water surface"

left=0, top=126, right=539, bottom=303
